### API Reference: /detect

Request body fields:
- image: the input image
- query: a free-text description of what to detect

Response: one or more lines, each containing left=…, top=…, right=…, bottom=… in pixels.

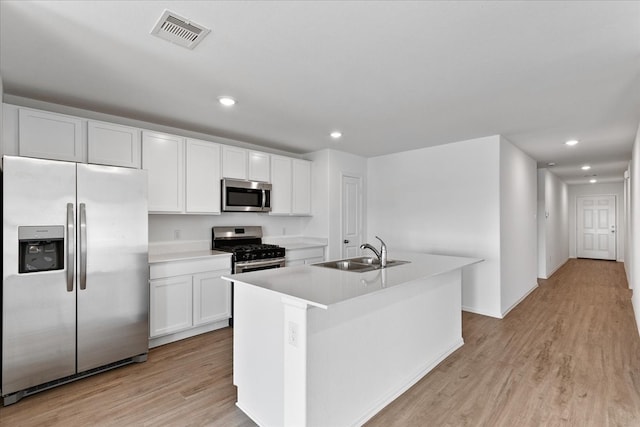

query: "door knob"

left=344, top=240, right=350, bottom=244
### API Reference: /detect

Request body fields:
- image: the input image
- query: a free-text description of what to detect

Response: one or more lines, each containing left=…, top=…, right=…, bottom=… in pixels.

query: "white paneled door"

left=341, top=175, right=362, bottom=258
left=576, top=195, right=616, bottom=260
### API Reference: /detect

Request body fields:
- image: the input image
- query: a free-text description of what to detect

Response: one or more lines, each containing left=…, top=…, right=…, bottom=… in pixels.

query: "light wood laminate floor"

left=1, top=259, right=638, bottom=426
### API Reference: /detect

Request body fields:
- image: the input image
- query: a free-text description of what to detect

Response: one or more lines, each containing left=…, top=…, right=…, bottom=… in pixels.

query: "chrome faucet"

left=360, top=236, right=387, bottom=268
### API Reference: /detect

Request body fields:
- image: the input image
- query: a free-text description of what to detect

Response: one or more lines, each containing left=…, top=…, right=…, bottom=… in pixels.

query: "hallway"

left=368, top=259, right=640, bottom=426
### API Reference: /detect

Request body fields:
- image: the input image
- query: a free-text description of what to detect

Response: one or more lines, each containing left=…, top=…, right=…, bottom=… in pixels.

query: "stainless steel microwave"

left=221, top=178, right=272, bottom=212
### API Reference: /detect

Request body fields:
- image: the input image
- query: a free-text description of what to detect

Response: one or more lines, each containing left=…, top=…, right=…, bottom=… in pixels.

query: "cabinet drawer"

left=150, top=256, right=231, bottom=279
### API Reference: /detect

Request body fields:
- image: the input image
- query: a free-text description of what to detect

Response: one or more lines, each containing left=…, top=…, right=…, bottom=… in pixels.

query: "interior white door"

left=576, top=195, right=616, bottom=260
left=341, top=175, right=362, bottom=258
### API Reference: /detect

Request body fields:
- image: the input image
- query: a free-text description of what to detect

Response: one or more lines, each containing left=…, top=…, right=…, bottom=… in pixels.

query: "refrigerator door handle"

left=66, top=203, right=75, bottom=292
left=79, top=203, right=87, bottom=290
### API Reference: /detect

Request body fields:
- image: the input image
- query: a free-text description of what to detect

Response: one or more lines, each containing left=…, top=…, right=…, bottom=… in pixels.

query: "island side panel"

left=305, top=270, right=463, bottom=427
left=282, top=298, right=309, bottom=427
left=234, top=283, right=285, bottom=427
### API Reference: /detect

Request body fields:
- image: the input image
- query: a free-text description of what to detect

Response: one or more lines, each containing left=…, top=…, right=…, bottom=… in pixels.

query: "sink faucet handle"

left=375, top=235, right=386, bottom=249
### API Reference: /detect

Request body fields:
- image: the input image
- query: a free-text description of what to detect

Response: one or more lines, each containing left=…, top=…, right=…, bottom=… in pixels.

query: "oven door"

left=234, top=257, right=286, bottom=273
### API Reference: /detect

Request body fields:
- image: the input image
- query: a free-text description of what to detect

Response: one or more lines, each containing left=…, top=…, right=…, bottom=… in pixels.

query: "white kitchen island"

left=222, top=252, right=482, bottom=427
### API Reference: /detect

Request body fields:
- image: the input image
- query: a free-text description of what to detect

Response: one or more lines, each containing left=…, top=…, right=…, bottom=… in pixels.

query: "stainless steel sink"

left=311, top=257, right=410, bottom=272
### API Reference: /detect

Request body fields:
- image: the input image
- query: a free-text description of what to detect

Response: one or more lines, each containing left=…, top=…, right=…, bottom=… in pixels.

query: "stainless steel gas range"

left=212, top=226, right=285, bottom=326
left=212, top=226, right=285, bottom=273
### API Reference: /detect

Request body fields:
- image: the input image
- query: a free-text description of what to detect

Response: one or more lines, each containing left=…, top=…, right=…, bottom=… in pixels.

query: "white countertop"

left=149, top=249, right=231, bottom=264
left=222, top=251, right=482, bottom=309
left=263, top=236, right=328, bottom=250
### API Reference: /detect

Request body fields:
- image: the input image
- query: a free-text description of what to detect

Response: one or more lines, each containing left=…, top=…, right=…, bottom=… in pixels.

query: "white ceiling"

left=1, top=1, right=639, bottom=184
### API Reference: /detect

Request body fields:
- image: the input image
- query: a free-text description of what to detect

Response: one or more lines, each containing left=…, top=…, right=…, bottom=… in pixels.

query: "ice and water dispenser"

left=18, top=226, right=64, bottom=273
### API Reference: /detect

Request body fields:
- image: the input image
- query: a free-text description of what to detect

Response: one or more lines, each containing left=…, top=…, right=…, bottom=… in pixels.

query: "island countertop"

left=222, top=251, right=482, bottom=309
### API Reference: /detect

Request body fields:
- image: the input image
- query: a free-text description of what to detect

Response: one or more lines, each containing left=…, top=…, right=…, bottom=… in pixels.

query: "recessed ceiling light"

left=581, top=165, right=591, bottom=170
left=330, top=131, right=342, bottom=139
left=218, top=96, right=236, bottom=106
left=547, top=162, right=556, bottom=167
left=565, top=139, right=579, bottom=146
left=589, top=179, right=597, bottom=183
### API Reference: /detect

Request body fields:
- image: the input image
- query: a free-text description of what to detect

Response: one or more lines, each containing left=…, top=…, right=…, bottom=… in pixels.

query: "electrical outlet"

left=174, top=229, right=181, bottom=240
left=288, top=321, right=299, bottom=347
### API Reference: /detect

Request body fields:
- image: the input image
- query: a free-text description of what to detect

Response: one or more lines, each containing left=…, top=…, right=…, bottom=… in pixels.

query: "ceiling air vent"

left=150, top=9, right=210, bottom=50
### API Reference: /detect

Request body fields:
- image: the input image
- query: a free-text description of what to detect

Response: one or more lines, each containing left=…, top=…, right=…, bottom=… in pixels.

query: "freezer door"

left=2, top=156, right=77, bottom=395
left=76, top=164, right=149, bottom=372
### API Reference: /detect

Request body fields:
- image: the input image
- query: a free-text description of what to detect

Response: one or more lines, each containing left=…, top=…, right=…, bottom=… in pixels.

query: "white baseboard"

left=149, top=319, right=229, bottom=348
left=633, top=297, right=640, bottom=338
left=501, top=282, right=538, bottom=318
left=462, top=305, right=502, bottom=319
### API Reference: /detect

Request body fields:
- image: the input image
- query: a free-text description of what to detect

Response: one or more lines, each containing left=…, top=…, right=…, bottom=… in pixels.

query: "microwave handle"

left=261, top=189, right=266, bottom=210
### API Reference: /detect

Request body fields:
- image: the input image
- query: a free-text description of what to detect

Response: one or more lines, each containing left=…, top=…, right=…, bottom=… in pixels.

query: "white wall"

left=303, top=149, right=367, bottom=260
left=629, top=123, right=640, bottom=334
left=537, top=168, right=569, bottom=278
left=367, top=136, right=502, bottom=318
left=499, top=137, right=538, bottom=315
left=568, top=182, right=625, bottom=261
left=624, top=164, right=632, bottom=286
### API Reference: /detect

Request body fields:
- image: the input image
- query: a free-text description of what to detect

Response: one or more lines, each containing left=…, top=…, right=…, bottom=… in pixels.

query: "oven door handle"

left=235, top=258, right=286, bottom=270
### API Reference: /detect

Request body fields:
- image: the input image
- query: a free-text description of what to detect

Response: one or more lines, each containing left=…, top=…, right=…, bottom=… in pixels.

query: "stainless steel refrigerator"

left=2, top=155, right=149, bottom=405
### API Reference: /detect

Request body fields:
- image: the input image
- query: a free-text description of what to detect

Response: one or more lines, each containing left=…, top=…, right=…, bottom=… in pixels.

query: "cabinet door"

left=185, top=139, right=221, bottom=214
left=193, top=271, right=231, bottom=326
left=270, top=155, right=293, bottom=215
left=142, top=131, right=184, bottom=213
left=87, top=121, right=141, bottom=168
left=292, top=159, right=312, bottom=215
left=222, top=145, right=247, bottom=179
left=248, top=151, right=270, bottom=182
left=149, top=276, right=193, bottom=337
left=19, top=108, right=84, bottom=162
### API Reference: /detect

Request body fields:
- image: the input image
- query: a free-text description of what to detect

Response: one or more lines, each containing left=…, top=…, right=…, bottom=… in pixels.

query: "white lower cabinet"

left=150, top=275, right=193, bottom=337
left=193, top=271, right=232, bottom=326
left=149, top=256, right=231, bottom=348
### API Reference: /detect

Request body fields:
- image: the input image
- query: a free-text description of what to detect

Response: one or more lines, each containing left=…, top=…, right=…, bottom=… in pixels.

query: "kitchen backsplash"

left=148, top=213, right=312, bottom=243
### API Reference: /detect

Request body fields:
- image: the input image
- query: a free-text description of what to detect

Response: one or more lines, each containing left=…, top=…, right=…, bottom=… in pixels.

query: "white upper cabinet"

left=185, top=138, right=221, bottom=214
left=248, top=150, right=271, bottom=182
left=222, top=145, right=248, bottom=179
left=292, top=159, right=312, bottom=215
left=143, top=134, right=221, bottom=215
left=270, top=156, right=311, bottom=216
left=142, top=131, right=184, bottom=213
left=19, top=108, right=84, bottom=162
left=270, top=155, right=293, bottom=215
left=87, top=120, right=141, bottom=168
left=222, top=146, right=271, bottom=182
